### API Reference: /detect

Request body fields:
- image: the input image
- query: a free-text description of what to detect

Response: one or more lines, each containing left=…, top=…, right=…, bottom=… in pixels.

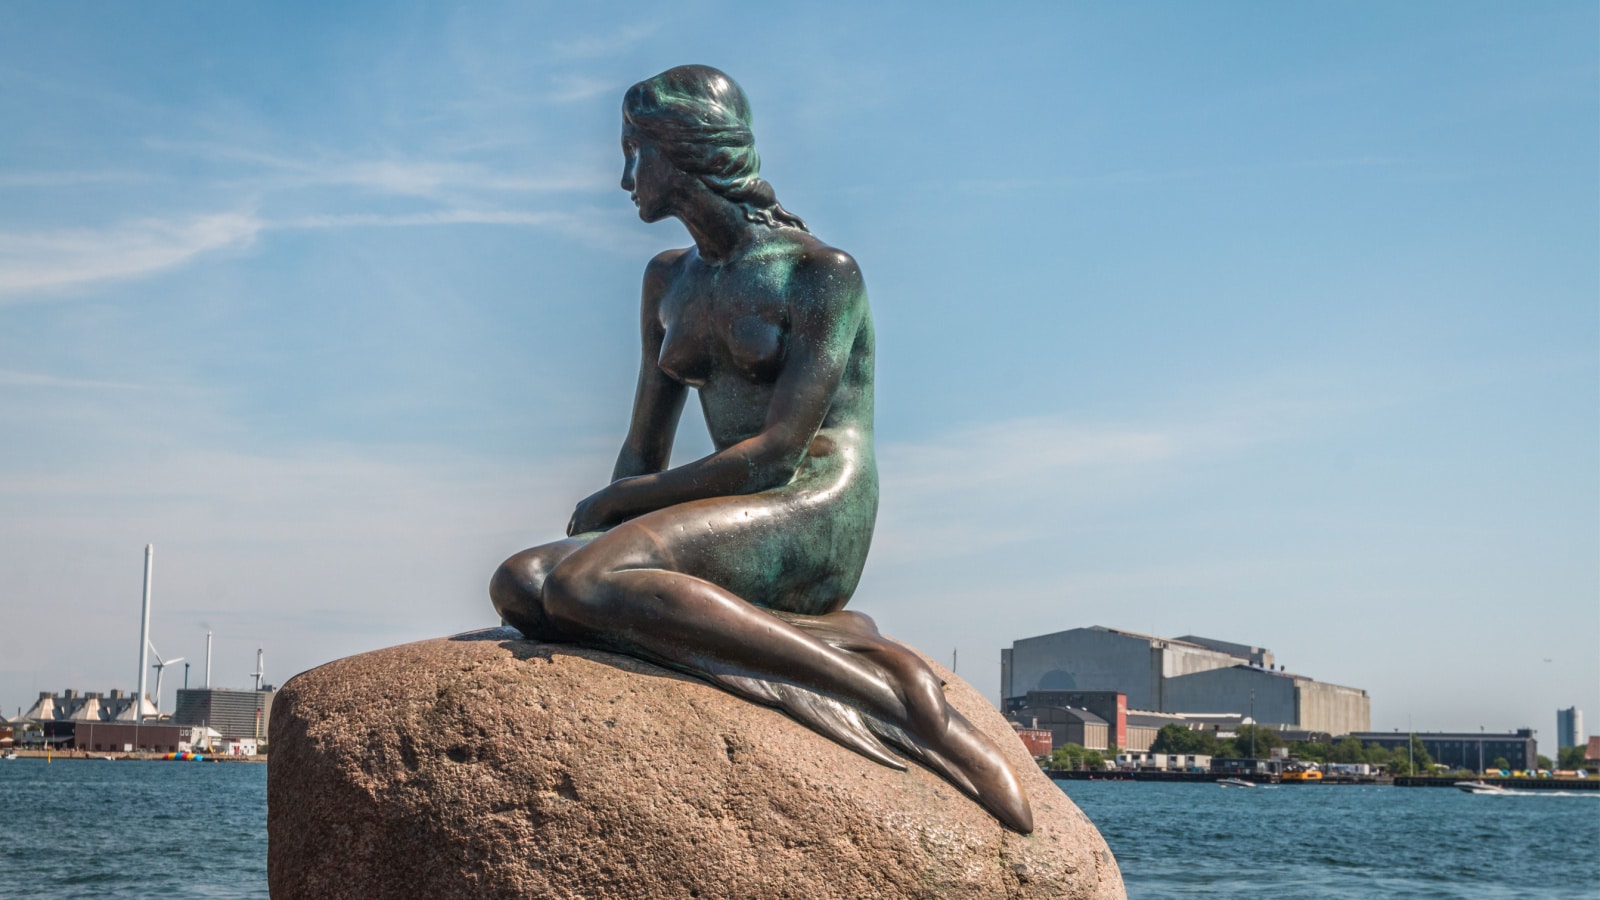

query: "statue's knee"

left=490, top=551, right=558, bottom=639
left=542, top=557, right=610, bottom=632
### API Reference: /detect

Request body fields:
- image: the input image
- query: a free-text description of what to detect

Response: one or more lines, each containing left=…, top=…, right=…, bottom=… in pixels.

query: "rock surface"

left=268, top=629, right=1125, bottom=899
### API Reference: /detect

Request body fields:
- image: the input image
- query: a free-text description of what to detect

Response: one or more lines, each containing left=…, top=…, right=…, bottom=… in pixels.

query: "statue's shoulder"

left=788, top=234, right=864, bottom=293
left=645, top=247, right=691, bottom=278
left=641, top=248, right=691, bottom=300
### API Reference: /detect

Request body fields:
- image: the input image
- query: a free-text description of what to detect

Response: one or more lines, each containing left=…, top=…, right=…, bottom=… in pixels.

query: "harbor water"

left=1057, top=778, right=1600, bottom=899
left=2, top=759, right=1597, bottom=898
left=1, top=758, right=267, bottom=899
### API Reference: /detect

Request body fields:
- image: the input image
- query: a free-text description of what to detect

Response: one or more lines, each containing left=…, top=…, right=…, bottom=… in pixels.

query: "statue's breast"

left=726, top=314, right=785, bottom=381
left=658, top=322, right=711, bottom=386
left=658, top=298, right=787, bottom=388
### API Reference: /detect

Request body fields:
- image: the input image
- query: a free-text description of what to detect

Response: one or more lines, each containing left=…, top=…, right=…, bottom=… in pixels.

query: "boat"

left=1282, top=767, right=1323, bottom=782
left=1217, top=777, right=1256, bottom=788
left=1455, top=780, right=1510, bottom=794
left=0, top=750, right=16, bottom=760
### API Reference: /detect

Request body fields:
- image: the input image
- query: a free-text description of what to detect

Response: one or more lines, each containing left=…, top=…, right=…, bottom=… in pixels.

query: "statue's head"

left=622, top=65, right=806, bottom=231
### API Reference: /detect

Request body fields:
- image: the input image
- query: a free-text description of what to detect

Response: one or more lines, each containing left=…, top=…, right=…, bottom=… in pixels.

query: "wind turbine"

left=149, top=644, right=185, bottom=718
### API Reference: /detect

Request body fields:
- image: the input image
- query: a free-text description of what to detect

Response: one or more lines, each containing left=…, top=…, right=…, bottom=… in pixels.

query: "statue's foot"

left=712, top=610, right=1033, bottom=832
left=860, top=704, right=1034, bottom=834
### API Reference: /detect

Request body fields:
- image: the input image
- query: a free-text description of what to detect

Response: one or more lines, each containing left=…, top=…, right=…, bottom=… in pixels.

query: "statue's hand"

left=567, top=486, right=622, bottom=536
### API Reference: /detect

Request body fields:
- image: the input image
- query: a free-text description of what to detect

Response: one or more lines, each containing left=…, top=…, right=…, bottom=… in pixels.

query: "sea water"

left=1057, top=779, right=1600, bottom=899
left=0, top=758, right=266, bottom=899
left=3, top=759, right=1597, bottom=898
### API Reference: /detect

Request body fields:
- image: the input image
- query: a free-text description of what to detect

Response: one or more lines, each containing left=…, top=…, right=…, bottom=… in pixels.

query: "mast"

left=136, top=545, right=153, bottom=725
left=205, top=631, right=213, bottom=689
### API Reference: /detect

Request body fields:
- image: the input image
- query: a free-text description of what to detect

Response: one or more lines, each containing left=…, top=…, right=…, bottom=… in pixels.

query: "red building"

left=71, top=722, right=197, bottom=754
left=1011, top=724, right=1053, bottom=759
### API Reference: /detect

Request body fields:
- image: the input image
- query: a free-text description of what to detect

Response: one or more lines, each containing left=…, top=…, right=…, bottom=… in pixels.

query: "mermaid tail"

left=709, top=611, right=1035, bottom=834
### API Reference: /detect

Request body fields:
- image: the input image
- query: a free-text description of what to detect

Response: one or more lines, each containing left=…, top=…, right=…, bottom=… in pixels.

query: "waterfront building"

left=1008, top=705, right=1110, bottom=751
left=1348, top=730, right=1537, bottom=773
left=10, top=688, right=157, bottom=724
left=1000, top=626, right=1370, bottom=735
left=1556, top=707, right=1584, bottom=750
left=172, top=687, right=277, bottom=743
left=1009, top=723, right=1053, bottom=759
left=71, top=722, right=208, bottom=754
left=1124, top=710, right=1251, bottom=752
left=1113, top=751, right=1213, bottom=772
left=1004, top=689, right=1128, bottom=747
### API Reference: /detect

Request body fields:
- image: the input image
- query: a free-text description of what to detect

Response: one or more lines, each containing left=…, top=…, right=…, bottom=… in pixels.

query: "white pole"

left=137, top=545, right=153, bottom=725
left=205, top=631, right=213, bottom=689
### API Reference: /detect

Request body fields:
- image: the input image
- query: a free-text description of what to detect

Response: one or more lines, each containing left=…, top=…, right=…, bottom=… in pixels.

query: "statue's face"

left=621, top=126, right=677, bottom=224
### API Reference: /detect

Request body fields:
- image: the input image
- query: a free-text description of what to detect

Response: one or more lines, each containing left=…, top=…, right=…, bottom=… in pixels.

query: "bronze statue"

left=490, top=65, right=1032, bottom=833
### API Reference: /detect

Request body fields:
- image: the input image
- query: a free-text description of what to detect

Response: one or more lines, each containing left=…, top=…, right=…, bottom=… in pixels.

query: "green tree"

left=1491, top=756, right=1510, bottom=771
left=1291, top=741, right=1331, bottom=762
left=1050, top=743, right=1106, bottom=770
left=1150, top=724, right=1218, bottom=755
left=1410, top=735, right=1434, bottom=771
left=1536, top=755, right=1553, bottom=771
left=1558, top=745, right=1589, bottom=769
left=1387, top=736, right=1436, bottom=776
left=1231, top=725, right=1284, bottom=759
left=1330, top=737, right=1367, bottom=764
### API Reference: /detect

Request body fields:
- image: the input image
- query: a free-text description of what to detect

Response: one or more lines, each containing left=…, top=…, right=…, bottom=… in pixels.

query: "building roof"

left=1349, top=731, right=1535, bottom=741
left=1012, top=705, right=1109, bottom=727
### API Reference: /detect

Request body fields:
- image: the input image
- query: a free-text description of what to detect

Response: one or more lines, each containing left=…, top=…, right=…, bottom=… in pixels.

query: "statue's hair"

left=623, top=65, right=807, bottom=232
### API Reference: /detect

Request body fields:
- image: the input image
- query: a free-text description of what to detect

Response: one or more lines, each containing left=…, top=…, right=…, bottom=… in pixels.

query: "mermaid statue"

left=490, top=65, right=1033, bottom=833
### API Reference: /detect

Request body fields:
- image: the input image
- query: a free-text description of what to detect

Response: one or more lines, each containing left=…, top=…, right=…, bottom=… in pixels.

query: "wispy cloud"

left=147, top=140, right=611, bottom=197
left=885, top=417, right=1186, bottom=492
left=547, top=24, right=659, bottom=60
left=0, top=213, right=263, bottom=298
left=945, top=156, right=1409, bottom=196
left=285, top=210, right=561, bottom=229
left=545, top=74, right=620, bottom=104
left=0, top=369, right=162, bottom=391
left=0, top=171, right=157, bottom=188
left=0, top=198, right=649, bottom=301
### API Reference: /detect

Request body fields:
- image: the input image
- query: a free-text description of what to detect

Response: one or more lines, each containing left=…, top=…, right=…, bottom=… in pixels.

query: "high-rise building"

left=1556, top=706, right=1584, bottom=750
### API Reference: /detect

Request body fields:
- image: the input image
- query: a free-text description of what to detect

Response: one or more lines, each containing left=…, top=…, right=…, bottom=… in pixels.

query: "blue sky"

left=1, top=2, right=1594, bottom=742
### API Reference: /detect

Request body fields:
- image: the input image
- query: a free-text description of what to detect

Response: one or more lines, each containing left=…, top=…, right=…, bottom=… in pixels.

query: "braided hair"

left=623, top=65, right=807, bottom=232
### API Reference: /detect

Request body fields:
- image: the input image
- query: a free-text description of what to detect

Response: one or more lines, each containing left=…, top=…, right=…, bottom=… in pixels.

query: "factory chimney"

left=136, top=545, right=153, bottom=725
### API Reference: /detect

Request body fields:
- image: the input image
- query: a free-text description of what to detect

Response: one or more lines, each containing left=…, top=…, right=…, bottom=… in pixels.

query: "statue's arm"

left=567, top=248, right=864, bottom=535
left=611, top=250, right=689, bottom=481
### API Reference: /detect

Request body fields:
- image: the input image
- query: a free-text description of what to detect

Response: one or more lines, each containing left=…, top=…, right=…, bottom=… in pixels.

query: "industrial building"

left=1556, top=707, right=1584, bottom=750
left=1003, top=688, right=1257, bottom=752
left=1009, top=704, right=1110, bottom=752
left=1001, top=626, right=1370, bottom=735
left=172, top=687, right=277, bottom=742
left=11, top=688, right=156, bottom=724
left=1004, top=689, right=1128, bottom=749
left=1349, top=730, right=1538, bottom=773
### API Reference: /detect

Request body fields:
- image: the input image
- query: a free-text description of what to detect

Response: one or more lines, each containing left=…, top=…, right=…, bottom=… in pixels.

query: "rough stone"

left=267, top=628, right=1125, bottom=899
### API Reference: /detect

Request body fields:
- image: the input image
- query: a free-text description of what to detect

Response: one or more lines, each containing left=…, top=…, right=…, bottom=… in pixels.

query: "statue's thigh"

left=593, top=490, right=871, bottom=617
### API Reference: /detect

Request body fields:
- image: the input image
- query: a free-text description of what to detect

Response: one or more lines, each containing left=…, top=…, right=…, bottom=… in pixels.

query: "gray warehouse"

left=172, top=687, right=277, bottom=742
left=1001, top=626, right=1370, bottom=736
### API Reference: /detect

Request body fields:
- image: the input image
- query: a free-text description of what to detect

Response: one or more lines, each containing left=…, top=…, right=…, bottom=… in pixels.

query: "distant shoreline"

left=4, top=749, right=266, bottom=764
